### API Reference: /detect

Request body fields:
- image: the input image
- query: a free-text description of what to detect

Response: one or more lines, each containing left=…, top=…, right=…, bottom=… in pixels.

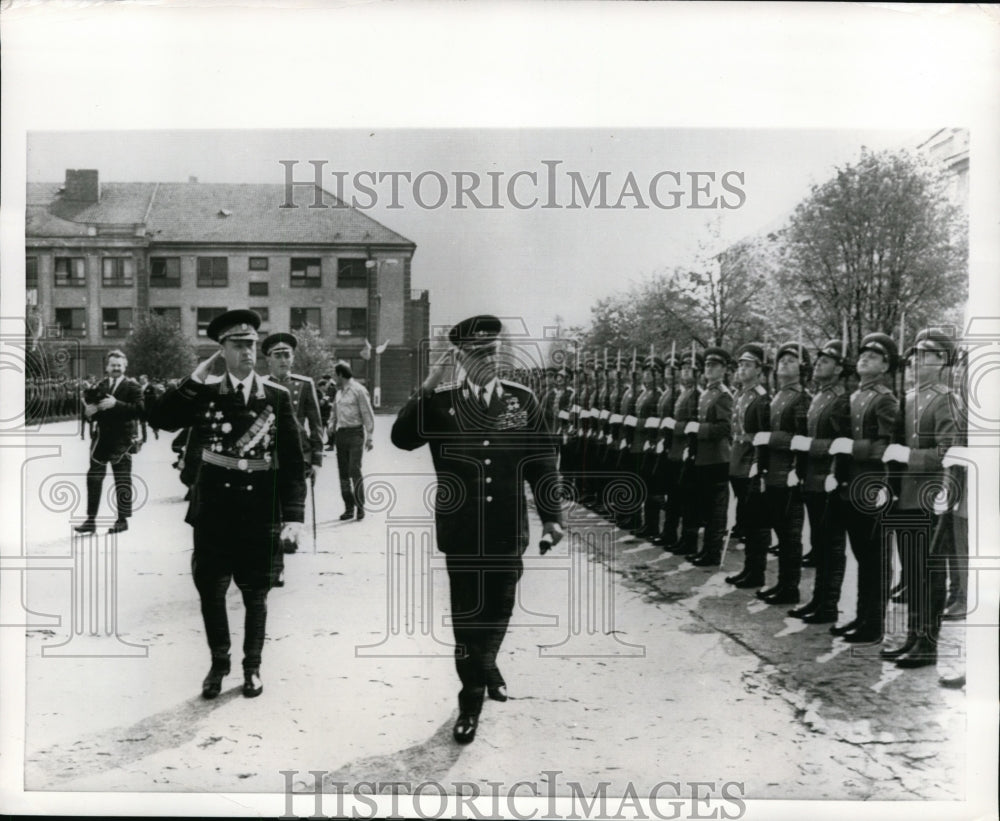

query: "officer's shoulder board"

left=872, top=384, right=894, bottom=396
left=290, top=373, right=314, bottom=384
left=433, top=380, right=461, bottom=394
left=718, top=384, right=733, bottom=396
left=264, top=379, right=291, bottom=395
left=754, top=384, right=767, bottom=396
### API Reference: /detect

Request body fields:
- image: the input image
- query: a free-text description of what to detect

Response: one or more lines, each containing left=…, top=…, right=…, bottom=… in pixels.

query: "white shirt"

left=468, top=377, right=500, bottom=407
left=229, top=374, right=253, bottom=404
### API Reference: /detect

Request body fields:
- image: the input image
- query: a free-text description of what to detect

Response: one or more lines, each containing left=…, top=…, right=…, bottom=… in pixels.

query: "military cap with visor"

left=775, top=341, right=812, bottom=369
left=703, top=347, right=731, bottom=367
left=816, top=339, right=847, bottom=365
left=906, top=328, right=956, bottom=364
left=207, top=309, right=261, bottom=343
left=736, top=343, right=766, bottom=366
left=261, top=332, right=298, bottom=356
left=448, top=314, right=503, bottom=348
left=859, top=332, right=899, bottom=371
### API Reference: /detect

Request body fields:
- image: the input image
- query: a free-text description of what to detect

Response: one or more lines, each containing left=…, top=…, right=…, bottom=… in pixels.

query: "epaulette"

left=872, top=383, right=894, bottom=395
left=500, top=379, right=534, bottom=395
left=265, top=380, right=291, bottom=394
left=754, top=384, right=767, bottom=396
left=290, top=373, right=314, bottom=383
left=433, top=381, right=461, bottom=393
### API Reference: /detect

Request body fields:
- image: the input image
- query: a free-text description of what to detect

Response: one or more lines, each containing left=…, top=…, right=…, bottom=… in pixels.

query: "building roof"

left=27, top=181, right=415, bottom=247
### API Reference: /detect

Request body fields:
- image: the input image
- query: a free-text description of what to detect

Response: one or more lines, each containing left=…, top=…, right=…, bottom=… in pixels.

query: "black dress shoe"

left=879, top=635, right=917, bottom=660
left=895, top=641, right=937, bottom=668
left=690, top=554, right=719, bottom=567
left=801, top=610, right=838, bottom=624
left=453, top=712, right=478, bottom=744
left=788, top=602, right=817, bottom=618
left=108, top=520, right=129, bottom=534
left=755, top=585, right=781, bottom=600
left=339, top=511, right=355, bottom=521
left=942, top=600, right=968, bottom=621
left=829, top=619, right=859, bottom=637
left=74, top=520, right=97, bottom=534
left=843, top=625, right=883, bottom=644
left=733, top=575, right=765, bottom=589
left=355, top=510, right=365, bottom=521
left=487, top=684, right=508, bottom=702
left=761, top=587, right=800, bottom=605
left=202, top=658, right=231, bottom=699
left=242, top=669, right=263, bottom=698
left=725, top=571, right=749, bottom=585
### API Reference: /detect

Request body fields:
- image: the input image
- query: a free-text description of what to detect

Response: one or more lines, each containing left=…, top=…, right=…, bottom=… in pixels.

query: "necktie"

left=234, top=380, right=246, bottom=407
left=480, top=388, right=491, bottom=411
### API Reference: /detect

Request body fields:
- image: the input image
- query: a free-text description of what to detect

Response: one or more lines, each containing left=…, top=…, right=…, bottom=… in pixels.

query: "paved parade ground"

left=14, top=416, right=978, bottom=807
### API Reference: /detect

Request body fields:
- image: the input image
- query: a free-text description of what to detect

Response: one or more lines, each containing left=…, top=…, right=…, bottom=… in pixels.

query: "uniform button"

left=483, top=439, right=490, bottom=446
left=486, top=495, right=493, bottom=502
left=484, top=458, right=491, bottom=465
left=485, top=477, right=492, bottom=483
left=247, top=485, right=253, bottom=491
left=224, top=482, right=231, bottom=488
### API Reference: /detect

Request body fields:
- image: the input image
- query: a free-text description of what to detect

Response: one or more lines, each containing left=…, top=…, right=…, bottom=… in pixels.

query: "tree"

left=288, top=322, right=337, bottom=382
left=123, top=313, right=197, bottom=380
left=772, top=148, right=967, bottom=352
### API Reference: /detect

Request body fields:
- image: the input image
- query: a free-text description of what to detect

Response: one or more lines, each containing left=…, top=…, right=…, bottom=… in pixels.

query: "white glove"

left=790, top=435, right=812, bottom=452
left=753, top=431, right=770, bottom=446
left=882, top=444, right=911, bottom=464
left=942, top=446, right=971, bottom=468
left=824, top=474, right=838, bottom=493
left=748, top=462, right=758, bottom=479
left=280, top=522, right=303, bottom=544
left=786, top=469, right=800, bottom=488
left=829, top=437, right=854, bottom=456
left=663, top=417, right=676, bottom=430
left=874, top=487, right=889, bottom=508
left=684, top=421, right=700, bottom=435
left=932, top=490, right=950, bottom=515
left=655, top=440, right=664, bottom=454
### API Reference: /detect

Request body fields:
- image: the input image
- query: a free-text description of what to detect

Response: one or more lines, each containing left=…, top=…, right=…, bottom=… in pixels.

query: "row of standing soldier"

left=531, top=331, right=968, bottom=677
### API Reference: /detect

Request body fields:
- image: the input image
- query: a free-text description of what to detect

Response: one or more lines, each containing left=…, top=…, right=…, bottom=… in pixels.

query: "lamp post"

left=364, top=257, right=398, bottom=408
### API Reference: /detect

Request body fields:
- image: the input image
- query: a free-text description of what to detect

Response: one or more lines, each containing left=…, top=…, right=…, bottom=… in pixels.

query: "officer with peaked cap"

left=753, top=342, right=811, bottom=602
left=391, top=314, right=564, bottom=745
left=828, top=331, right=900, bottom=644
left=686, top=347, right=733, bottom=567
left=725, top=343, right=772, bottom=587
left=880, top=328, right=958, bottom=667
left=149, top=309, right=306, bottom=699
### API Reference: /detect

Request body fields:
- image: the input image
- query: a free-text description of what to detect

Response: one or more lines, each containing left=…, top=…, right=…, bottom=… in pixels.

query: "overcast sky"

left=27, top=128, right=928, bottom=339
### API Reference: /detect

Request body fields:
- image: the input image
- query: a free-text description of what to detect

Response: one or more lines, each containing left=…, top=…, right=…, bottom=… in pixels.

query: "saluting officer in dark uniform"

left=789, top=340, right=851, bottom=623
left=754, top=343, right=811, bottom=603
left=880, top=329, right=958, bottom=667
left=725, top=344, right=771, bottom=587
left=149, top=310, right=306, bottom=699
left=685, top=347, right=732, bottom=566
left=391, top=315, right=564, bottom=745
left=829, top=332, right=900, bottom=644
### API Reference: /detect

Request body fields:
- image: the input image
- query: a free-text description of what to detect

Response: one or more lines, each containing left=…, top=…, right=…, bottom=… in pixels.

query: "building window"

left=249, top=281, right=268, bottom=297
left=197, top=257, right=228, bottom=287
left=253, top=307, right=269, bottom=323
left=291, top=258, right=322, bottom=288
left=249, top=257, right=269, bottom=271
left=54, top=257, right=86, bottom=287
left=26, top=257, right=38, bottom=289
left=197, top=307, right=227, bottom=337
left=54, top=307, right=86, bottom=337
left=102, top=307, right=134, bottom=336
left=337, top=307, right=367, bottom=337
left=102, top=257, right=135, bottom=287
left=291, top=307, right=321, bottom=331
left=150, top=257, right=181, bottom=288
left=337, top=258, right=368, bottom=288
left=150, top=306, right=181, bottom=326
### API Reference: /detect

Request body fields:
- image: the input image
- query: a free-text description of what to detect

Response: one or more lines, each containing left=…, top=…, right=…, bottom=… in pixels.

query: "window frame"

left=54, top=256, right=86, bottom=288
left=150, top=256, right=182, bottom=288
left=54, top=307, right=87, bottom=337
left=336, top=258, right=368, bottom=288
left=336, top=306, right=367, bottom=337
left=290, top=257, right=322, bottom=289
left=196, top=257, right=229, bottom=288
left=101, top=257, right=135, bottom=288
left=197, top=307, right=227, bottom=337
left=290, top=307, right=321, bottom=331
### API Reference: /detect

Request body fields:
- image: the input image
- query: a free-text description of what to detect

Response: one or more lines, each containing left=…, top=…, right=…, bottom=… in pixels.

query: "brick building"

left=26, top=169, right=429, bottom=408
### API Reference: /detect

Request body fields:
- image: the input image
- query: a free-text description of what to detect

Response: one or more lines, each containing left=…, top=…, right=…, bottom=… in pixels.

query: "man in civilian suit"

left=391, top=315, right=565, bottom=745
left=75, top=349, right=143, bottom=534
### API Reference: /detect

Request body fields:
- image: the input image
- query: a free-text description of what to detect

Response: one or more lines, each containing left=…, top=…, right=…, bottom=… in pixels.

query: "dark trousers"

left=335, top=427, right=365, bottom=512
left=763, top=485, right=805, bottom=588
left=693, top=465, right=730, bottom=559
left=660, top=460, right=693, bottom=546
left=947, top=514, right=968, bottom=607
left=730, top=476, right=751, bottom=537
left=86, top=454, right=133, bottom=520
left=845, top=503, right=890, bottom=631
left=803, top=490, right=847, bottom=613
left=446, top=554, right=523, bottom=715
left=886, top=511, right=948, bottom=640
left=737, top=481, right=771, bottom=579
left=192, top=525, right=276, bottom=670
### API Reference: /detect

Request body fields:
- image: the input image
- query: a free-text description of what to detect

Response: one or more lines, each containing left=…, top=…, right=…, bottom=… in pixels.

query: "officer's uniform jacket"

left=262, top=372, right=324, bottom=469
left=667, top=385, right=699, bottom=462
left=804, top=382, right=850, bottom=493
left=840, top=378, right=899, bottom=500
left=762, top=383, right=809, bottom=488
left=693, top=381, right=732, bottom=467
left=85, top=376, right=144, bottom=464
left=729, top=383, right=769, bottom=479
left=391, top=379, right=564, bottom=557
left=149, top=373, right=306, bottom=528
left=897, top=383, right=957, bottom=511
left=554, top=386, right=575, bottom=443
left=615, top=384, right=635, bottom=454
